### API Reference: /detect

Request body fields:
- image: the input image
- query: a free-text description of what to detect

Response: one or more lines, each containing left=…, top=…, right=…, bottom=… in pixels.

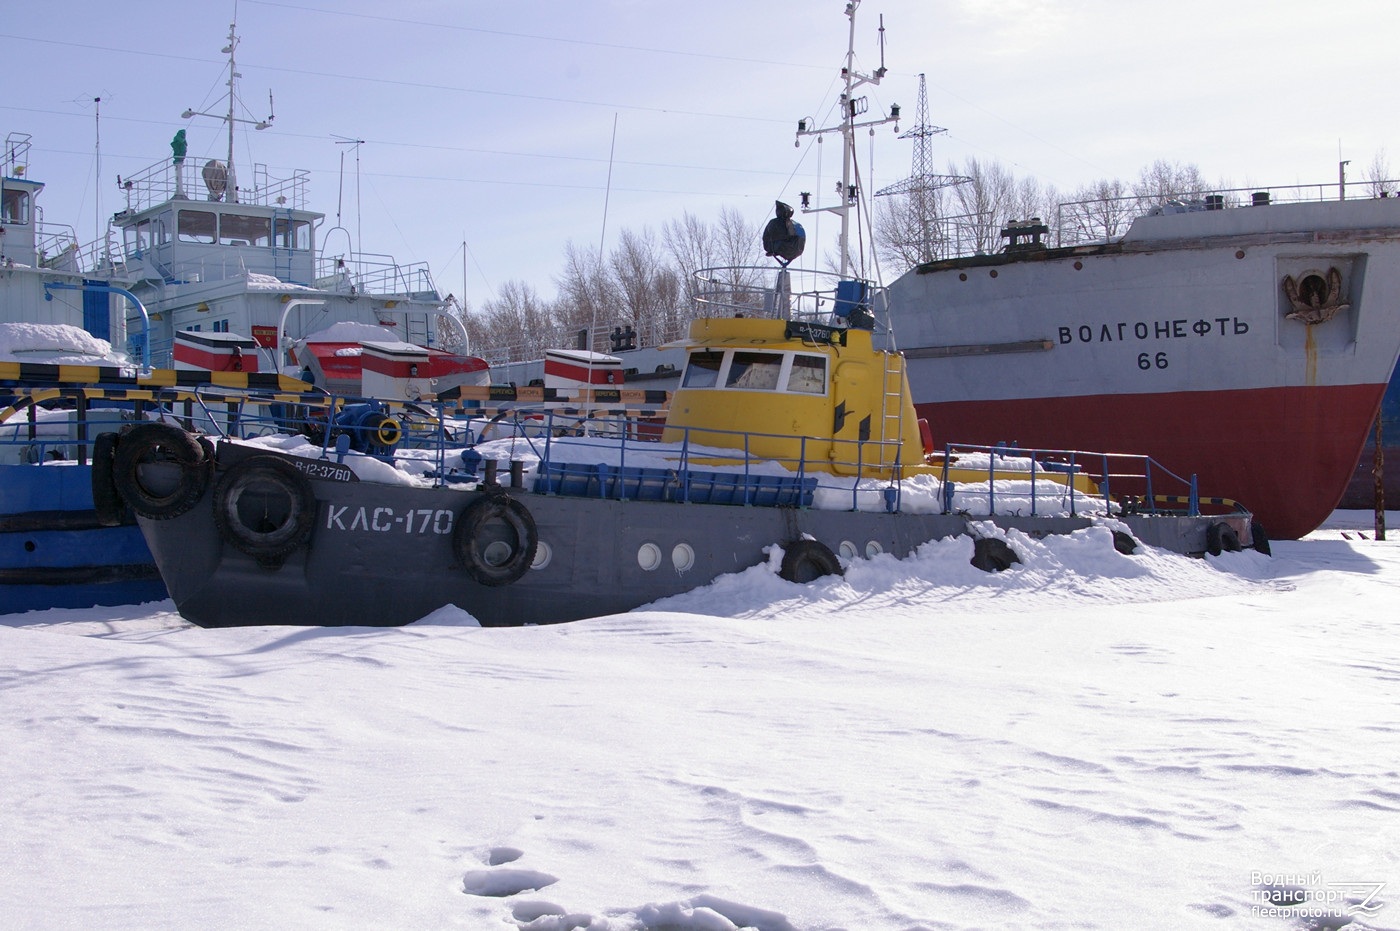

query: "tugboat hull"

left=139, top=445, right=1252, bottom=629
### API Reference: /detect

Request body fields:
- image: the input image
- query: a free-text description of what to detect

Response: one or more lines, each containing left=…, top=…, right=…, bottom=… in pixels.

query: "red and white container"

left=173, top=330, right=260, bottom=373
left=544, top=349, right=623, bottom=396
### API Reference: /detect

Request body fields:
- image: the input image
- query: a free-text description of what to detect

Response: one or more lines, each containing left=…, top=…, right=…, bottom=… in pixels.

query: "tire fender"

left=779, top=538, right=843, bottom=583
left=111, top=422, right=211, bottom=520
left=453, top=494, right=538, bottom=586
left=213, top=455, right=317, bottom=563
left=1206, top=521, right=1242, bottom=556
left=971, top=537, right=1020, bottom=573
left=90, top=431, right=125, bottom=527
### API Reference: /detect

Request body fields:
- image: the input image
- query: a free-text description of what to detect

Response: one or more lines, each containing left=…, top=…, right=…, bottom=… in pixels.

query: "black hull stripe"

left=0, top=564, right=162, bottom=586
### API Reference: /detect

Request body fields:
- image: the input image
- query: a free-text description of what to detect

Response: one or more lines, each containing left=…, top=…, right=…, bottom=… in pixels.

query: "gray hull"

left=139, top=449, right=1253, bottom=629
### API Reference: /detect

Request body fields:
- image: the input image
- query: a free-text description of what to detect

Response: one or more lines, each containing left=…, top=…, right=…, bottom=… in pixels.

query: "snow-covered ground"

left=3, top=511, right=1398, bottom=930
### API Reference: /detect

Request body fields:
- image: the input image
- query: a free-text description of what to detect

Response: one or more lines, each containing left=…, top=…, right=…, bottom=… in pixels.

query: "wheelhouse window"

left=682, top=348, right=829, bottom=394
left=274, top=217, right=311, bottom=250
left=1, top=187, right=29, bottom=224
left=220, top=212, right=272, bottom=247
left=725, top=351, right=782, bottom=390
left=177, top=209, right=217, bottom=244
left=787, top=354, right=827, bottom=394
left=681, top=350, right=723, bottom=388
left=127, top=219, right=155, bottom=255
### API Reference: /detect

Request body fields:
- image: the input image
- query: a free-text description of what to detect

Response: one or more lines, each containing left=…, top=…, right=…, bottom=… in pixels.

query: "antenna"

left=333, top=136, right=365, bottom=254
left=794, top=0, right=900, bottom=278
left=875, top=74, right=971, bottom=264
left=93, top=97, right=102, bottom=256
left=876, top=14, right=887, bottom=78
left=591, top=113, right=620, bottom=360
left=180, top=17, right=274, bottom=204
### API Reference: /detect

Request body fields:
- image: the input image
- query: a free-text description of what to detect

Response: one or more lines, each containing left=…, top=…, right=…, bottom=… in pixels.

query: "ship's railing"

left=314, top=252, right=441, bottom=300
left=482, top=266, right=817, bottom=365
left=0, top=398, right=141, bottom=466
left=34, top=223, right=129, bottom=277
left=116, top=157, right=309, bottom=214
left=32, top=223, right=79, bottom=269
left=3, top=132, right=33, bottom=176
left=460, top=407, right=1177, bottom=518
left=0, top=380, right=468, bottom=472
left=0, top=380, right=1246, bottom=523
left=1052, top=177, right=1400, bottom=247
left=920, top=178, right=1400, bottom=258
left=475, top=265, right=891, bottom=367
left=692, top=265, right=887, bottom=329
left=252, top=164, right=310, bottom=211
left=934, top=442, right=1249, bottom=519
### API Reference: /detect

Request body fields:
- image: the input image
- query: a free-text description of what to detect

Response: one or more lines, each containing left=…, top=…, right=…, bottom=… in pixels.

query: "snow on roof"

left=0, top=322, right=127, bottom=365
left=297, top=321, right=400, bottom=343
left=244, top=271, right=318, bottom=292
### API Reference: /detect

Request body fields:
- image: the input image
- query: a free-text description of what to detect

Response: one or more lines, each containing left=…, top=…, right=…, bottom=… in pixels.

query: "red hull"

left=916, top=383, right=1387, bottom=540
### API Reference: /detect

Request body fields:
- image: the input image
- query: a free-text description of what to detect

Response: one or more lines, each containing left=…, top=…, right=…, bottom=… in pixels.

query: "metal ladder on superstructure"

left=877, top=348, right=910, bottom=475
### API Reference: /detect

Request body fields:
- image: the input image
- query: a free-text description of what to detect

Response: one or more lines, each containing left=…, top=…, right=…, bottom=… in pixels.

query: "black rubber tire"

left=1250, top=521, right=1272, bottom=556
left=1206, top=521, right=1242, bottom=556
left=111, top=422, right=210, bottom=520
left=453, top=494, right=538, bottom=587
left=90, top=431, right=126, bottom=527
left=779, top=539, right=843, bottom=583
left=970, top=537, right=1020, bottom=573
left=213, top=455, right=317, bottom=563
left=1111, top=530, right=1138, bottom=555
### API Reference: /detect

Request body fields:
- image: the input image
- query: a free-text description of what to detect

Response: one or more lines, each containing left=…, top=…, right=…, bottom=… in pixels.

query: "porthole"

left=637, top=542, right=662, bottom=571
left=531, top=541, right=552, bottom=571
left=839, top=540, right=859, bottom=561
left=672, top=543, right=695, bottom=572
left=482, top=540, right=515, bottom=568
left=865, top=540, right=885, bottom=558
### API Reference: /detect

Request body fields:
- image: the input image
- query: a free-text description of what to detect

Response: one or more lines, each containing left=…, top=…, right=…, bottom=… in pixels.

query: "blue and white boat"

left=1, top=21, right=487, bottom=615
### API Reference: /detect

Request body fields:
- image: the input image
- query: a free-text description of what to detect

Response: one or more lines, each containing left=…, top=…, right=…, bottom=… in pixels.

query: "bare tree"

left=471, top=206, right=769, bottom=363
left=946, top=157, right=1018, bottom=254
left=1009, top=176, right=1059, bottom=233
left=662, top=212, right=719, bottom=285
left=715, top=205, right=762, bottom=272
left=610, top=227, right=682, bottom=348
left=466, top=280, right=556, bottom=363
left=875, top=192, right=938, bottom=273
left=664, top=206, right=764, bottom=324
left=553, top=242, right=613, bottom=346
left=1365, top=148, right=1393, bottom=197
left=1132, top=159, right=1208, bottom=209
left=1059, top=178, right=1134, bottom=244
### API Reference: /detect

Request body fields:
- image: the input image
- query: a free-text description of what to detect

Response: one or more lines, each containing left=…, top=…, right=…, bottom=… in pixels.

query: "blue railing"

left=1, top=385, right=1244, bottom=522
left=935, top=442, right=1212, bottom=517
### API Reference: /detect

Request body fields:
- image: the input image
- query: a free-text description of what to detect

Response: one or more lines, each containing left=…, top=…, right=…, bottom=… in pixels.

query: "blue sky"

left=6, top=0, right=1397, bottom=308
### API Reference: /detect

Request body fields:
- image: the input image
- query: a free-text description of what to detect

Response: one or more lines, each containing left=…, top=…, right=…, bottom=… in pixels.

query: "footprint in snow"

left=461, top=868, right=557, bottom=897
left=485, top=845, right=523, bottom=866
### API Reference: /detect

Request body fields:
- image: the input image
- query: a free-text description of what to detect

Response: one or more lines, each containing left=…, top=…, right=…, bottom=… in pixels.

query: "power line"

left=0, top=31, right=791, bottom=126
left=242, top=0, right=833, bottom=73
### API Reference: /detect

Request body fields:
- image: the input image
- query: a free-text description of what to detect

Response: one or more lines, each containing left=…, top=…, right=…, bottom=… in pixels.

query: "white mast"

left=795, top=1, right=900, bottom=279
left=181, top=17, right=274, bottom=204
